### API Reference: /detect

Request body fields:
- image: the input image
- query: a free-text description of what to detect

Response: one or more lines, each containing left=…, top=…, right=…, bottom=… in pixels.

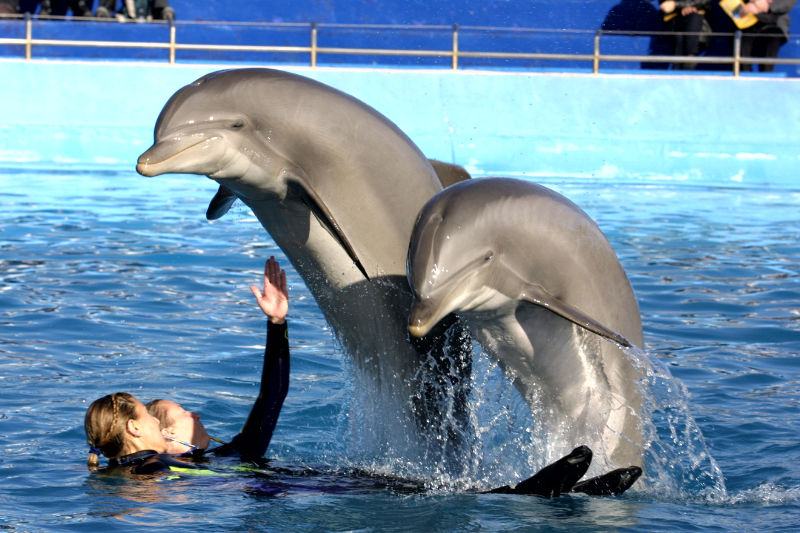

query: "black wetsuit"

left=205, top=321, right=290, bottom=461
left=113, top=449, right=198, bottom=475
left=113, top=321, right=290, bottom=475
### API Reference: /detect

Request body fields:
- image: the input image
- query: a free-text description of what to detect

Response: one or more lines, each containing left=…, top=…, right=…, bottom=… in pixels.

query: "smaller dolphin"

left=407, top=178, right=645, bottom=471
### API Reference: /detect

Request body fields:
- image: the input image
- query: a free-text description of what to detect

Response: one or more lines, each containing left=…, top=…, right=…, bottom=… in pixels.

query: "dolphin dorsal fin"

left=428, top=159, right=471, bottom=188
left=520, top=284, right=632, bottom=348
left=206, top=185, right=238, bottom=220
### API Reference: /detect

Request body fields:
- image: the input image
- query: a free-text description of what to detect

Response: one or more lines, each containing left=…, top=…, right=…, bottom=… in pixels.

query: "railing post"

left=452, top=23, right=459, bottom=70
left=593, top=30, right=601, bottom=74
left=24, top=12, right=32, bottom=60
left=311, top=22, right=317, bottom=67
left=168, top=16, right=176, bottom=64
left=733, top=29, right=741, bottom=78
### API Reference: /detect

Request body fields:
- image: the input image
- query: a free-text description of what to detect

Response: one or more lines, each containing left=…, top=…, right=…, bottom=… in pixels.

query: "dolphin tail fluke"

left=520, top=284, right=633, bottom=348
left=483, top=447, right=642, bottom=497
left=571, top=466, right=643, bottom=496
left=206, top=185, right=239, bottom=220
left=499, top=445, right=592, bottom=497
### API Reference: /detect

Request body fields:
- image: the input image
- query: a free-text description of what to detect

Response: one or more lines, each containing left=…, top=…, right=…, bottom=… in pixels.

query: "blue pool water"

left=1, top=170, right=799, bottom=531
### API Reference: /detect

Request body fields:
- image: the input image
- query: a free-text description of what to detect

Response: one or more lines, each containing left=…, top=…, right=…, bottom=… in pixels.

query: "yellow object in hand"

left=719, top=0, right=759, bottom=29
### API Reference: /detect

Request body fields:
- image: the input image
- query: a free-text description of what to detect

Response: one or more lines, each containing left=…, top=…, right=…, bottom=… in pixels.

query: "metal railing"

left=1, top=14, right=798, bottom=77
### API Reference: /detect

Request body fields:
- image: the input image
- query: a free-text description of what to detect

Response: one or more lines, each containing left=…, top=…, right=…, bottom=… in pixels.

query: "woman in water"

left=84, top=256, right=289, bottom=474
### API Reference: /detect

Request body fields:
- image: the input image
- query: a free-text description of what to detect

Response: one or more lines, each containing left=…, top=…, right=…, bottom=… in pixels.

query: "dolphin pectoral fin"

left=287, top=179, right=371, bottom=281
left=428, top=159, right=472, bottom=188
left=206, top=184, right=238, bottom=220
left=520, top=284, right=632, bottom=348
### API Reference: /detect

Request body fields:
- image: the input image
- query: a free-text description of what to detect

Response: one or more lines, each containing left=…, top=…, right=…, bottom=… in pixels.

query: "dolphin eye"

left=231, top=120, right=245, bottom=129
left=484, top=251, right=494, bottom=262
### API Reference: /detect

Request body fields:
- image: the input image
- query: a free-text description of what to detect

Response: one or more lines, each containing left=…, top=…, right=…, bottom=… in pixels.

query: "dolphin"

left=136, top=68, right=472, bottom=468
left=406, top=177, right=645, bottom=471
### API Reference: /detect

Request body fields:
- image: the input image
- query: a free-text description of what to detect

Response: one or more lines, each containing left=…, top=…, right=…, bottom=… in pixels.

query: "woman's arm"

left=215, top=257, right=290, bottom=460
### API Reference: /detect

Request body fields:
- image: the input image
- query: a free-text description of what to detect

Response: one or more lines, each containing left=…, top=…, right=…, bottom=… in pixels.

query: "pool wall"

left=9, top=1, right=800, bottom=76
left=1, top=60, right=798, bottom=187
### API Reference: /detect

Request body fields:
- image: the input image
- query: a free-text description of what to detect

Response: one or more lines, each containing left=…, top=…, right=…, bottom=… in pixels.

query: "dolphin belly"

left=465, top=303, right=644, bottom=472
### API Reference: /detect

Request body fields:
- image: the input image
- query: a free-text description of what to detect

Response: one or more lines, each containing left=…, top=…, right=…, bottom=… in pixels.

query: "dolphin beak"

left=136, top=142, right=174, bottom=177
left=408, top=298, right=439, bottom=338
left=136, top=136, right=210, bottom=177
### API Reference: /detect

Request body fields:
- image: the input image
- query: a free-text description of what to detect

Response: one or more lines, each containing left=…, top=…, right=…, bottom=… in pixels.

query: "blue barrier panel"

left=4, top=1, right=800, bottom=75
left=1, top=61, right=798, bottom=188
left=165, top=0, right=624, bottom=29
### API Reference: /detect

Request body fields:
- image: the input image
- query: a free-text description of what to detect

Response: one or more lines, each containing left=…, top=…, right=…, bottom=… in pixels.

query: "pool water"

left=1, top=171, right=799, bottom=531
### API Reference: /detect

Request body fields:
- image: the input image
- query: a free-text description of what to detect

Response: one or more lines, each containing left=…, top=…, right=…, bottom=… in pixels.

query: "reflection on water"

left=1, top=173, right=799, bottom=530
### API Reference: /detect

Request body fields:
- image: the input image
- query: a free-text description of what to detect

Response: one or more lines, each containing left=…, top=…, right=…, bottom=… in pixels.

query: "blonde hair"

left=84, top=392, right=138, bottom=469
left=145, top=399, right=173, bottom=428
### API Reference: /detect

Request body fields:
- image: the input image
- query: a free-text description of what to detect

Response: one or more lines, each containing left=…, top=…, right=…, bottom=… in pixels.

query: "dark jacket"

left=753, top=0, right=798, bottom=40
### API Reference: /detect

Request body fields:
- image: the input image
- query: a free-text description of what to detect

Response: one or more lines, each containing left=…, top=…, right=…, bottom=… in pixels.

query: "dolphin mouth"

left=407, top=258, right=487, bottom=337
left=408, top=300, right=436, bottom=337
left=408, top=296, right=454, bottom=338
left=136, top=136, right=213, bottom=177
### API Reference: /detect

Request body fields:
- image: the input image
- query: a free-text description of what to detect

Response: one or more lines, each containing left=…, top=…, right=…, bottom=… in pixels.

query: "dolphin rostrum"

left=407, top=177, right=645, bottom=471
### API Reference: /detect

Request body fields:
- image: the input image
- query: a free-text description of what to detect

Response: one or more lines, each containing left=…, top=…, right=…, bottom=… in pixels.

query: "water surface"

left=1, top=171, right=798, bottom=531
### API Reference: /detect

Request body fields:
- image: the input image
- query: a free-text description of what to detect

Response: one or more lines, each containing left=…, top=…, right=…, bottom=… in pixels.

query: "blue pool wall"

left=1, top=60, right=798, bottom=188
left=6, top=1, right=800, bottom=76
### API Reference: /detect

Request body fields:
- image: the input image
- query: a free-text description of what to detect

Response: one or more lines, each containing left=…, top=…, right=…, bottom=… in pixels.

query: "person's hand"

left=250, top=256, right=288, bottom=324
left=681, top=6, right=699, bottom=15
left=741, top=0, right=772, bottom=15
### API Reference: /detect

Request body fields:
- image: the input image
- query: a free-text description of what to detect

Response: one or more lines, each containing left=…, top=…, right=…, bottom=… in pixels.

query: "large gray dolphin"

left=136, top=68, right=472, bottom=468
left=407, top=177, right=645, bottom=471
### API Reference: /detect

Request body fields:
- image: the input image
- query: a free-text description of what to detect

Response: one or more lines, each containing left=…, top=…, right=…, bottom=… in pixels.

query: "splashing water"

left=336, top=321, right=477, bottom=486
left=625, top=344, right=728, bottom=501
left=336, top=333, right=728, bottom=499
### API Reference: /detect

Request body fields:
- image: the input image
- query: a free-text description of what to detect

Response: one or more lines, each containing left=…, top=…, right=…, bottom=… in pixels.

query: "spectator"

left=95, top=0, right=173, bottom=21
left=38, top=0, right=93, bottom=16
left=0, top=0, right=18, bottom=15
left=738, top=0, right=798, bottom=72
left=659, top=0, right=713, bottom=70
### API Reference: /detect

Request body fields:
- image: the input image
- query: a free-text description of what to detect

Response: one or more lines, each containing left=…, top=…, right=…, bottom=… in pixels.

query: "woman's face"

left=159, top=400, right=212, bottom=453
left=131, top=400, right=168, bottom=453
